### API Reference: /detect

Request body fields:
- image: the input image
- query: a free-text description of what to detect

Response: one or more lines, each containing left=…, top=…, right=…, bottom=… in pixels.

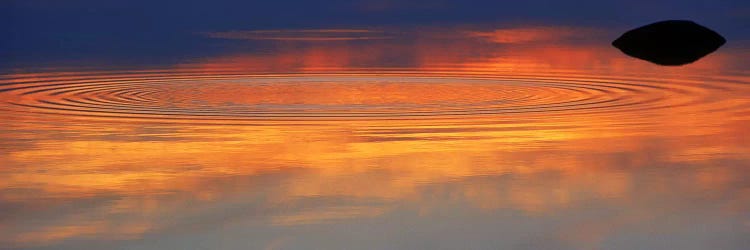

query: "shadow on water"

left=612, top=20, right=726, bottom=66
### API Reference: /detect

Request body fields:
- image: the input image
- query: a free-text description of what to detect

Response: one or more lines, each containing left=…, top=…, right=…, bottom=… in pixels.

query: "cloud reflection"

left=203, top=29, right=393, bottom=41
left=466, top=27, right=593, bottom=44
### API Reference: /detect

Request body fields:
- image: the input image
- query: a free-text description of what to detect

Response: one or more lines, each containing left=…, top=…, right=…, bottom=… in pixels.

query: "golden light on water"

left=1, top=27, right=750, bottom=249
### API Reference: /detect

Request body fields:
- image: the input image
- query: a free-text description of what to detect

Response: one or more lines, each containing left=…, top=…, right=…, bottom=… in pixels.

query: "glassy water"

left=1, top=27, right=750, bottom=250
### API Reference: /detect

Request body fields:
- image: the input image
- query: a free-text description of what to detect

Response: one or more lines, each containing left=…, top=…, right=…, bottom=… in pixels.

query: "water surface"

left=1, top=27, right=750, bottom=250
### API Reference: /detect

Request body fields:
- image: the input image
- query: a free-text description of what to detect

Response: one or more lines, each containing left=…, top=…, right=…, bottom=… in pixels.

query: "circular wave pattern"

left=1, top=70, right=748, bottom=123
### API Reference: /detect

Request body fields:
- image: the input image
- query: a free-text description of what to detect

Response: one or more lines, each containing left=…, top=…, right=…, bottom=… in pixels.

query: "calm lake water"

left=2, top=27, right=750, bottom=249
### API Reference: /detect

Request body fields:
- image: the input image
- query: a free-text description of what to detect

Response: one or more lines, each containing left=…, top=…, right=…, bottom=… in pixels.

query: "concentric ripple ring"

left=1, top=70, right=748, bottom=123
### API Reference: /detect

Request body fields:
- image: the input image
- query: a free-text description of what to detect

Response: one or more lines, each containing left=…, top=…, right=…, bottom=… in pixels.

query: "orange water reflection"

left=1, top=26, right=750, bottom=249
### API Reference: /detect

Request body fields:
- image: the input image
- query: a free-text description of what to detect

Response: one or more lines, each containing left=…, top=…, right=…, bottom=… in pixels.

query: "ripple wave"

left=1, top=70, right=749, bottom=123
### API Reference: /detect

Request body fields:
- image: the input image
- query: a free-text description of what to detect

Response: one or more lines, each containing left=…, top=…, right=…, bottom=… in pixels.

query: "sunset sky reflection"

left=2, top=7, right=750, bottom=250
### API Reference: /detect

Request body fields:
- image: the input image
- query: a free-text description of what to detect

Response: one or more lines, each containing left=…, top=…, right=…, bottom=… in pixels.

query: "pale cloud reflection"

left=203, top=29, right=394, bottom=41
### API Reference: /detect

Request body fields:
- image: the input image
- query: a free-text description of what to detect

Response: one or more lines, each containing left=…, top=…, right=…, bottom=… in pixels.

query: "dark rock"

left=612, top=20, right=726, bottom=66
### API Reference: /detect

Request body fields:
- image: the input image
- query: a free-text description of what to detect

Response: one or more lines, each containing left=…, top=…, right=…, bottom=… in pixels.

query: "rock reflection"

left=612, top=20, right=726, bottom=66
